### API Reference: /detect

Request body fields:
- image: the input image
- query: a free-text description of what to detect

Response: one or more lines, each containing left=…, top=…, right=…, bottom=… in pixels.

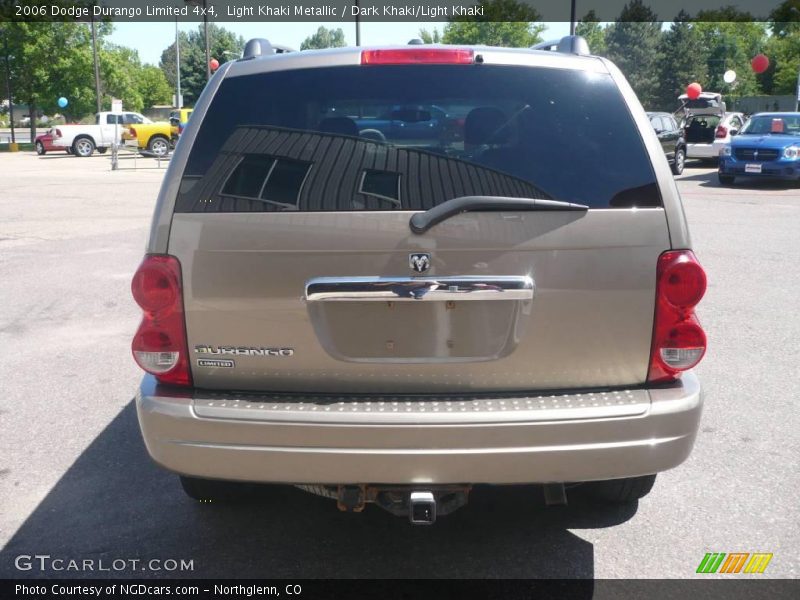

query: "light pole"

left=175, top=18, right=182, bottom=108
left=789, top=7, right=799, bottom=111
left=796, top=68, right=799, bottom=112
left=2, top=26, right=16, bottom=145
left=570, top=0, right=577, bottom=36
left=91, top=17, right=101, bottom=112
left=203, top=0, right=210, bottom=81
left=355, top=0, right=361, bottom=46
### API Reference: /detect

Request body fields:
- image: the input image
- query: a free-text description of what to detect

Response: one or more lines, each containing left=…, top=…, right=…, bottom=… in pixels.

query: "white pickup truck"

left=50, top=111, right=153, bottom=157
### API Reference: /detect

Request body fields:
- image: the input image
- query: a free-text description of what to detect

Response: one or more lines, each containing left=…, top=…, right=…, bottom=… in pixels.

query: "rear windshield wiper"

left=409, top=196, right=589, bottom=234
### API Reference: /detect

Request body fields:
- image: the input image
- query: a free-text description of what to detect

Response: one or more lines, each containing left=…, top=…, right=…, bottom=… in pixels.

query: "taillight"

left=361, top=48, right=474, bottom=65
left=715, top=125, right=728, bottom=139
left=131, top=255, right=192, bottom=387
left=647, top=250, right=707, bottom=384
left=129, top=127, right=137, bottom=138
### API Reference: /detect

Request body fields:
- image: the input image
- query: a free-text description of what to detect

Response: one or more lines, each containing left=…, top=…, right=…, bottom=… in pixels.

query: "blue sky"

left=109, top=21, right=572, bottom=65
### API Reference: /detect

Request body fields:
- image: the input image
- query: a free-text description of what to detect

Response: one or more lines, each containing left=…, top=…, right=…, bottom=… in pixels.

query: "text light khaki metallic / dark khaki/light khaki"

left=132, top=37, right=708, bottom=522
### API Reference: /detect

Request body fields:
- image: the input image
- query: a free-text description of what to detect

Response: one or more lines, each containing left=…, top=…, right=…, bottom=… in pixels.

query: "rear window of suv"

left=177, top=64, right=661, bottom=212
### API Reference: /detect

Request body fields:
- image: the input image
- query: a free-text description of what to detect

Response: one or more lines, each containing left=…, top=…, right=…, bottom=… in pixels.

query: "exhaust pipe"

left=408, top=491, right=437, bottom=525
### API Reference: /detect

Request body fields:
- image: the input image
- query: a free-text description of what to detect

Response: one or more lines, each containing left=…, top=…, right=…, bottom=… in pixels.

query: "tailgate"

left=170, top=208, right=668, bottom=392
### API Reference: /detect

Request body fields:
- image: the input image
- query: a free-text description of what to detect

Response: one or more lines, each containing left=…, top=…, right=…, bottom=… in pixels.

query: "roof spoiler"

left=240, top=38, right=296, bottom=60
left=531, top=35, right=590, bottom=56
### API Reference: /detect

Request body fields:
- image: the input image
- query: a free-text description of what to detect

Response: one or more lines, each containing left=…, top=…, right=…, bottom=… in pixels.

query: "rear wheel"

left=671, top=148, right=685, bottom=175
left=35, top=141, right=46, bottom=155
left=147, top=135, right=170, bottom=157
left=359, top=128, right=386, bottom=142
left=580, top=474, right=657, bottom=503
left=97, top=147, right=108, bottom=154
left=718, top=173, right=735, bottom=185
left=72, top=136, right=95, bottom=157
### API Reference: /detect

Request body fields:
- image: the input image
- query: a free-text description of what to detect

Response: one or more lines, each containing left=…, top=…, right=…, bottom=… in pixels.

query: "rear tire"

left=580, top=474, right=657, bottom=503
left=718, top=174, right=735, bottom=185
left=96, top=147, right=108, bottom=154
left=147, top=135, right=170, bottom=157
left=72, top=136, right=95, bottom=157
left=671, top=148, right=685, bottom=175
left=359, top=128, right=387, bottom=142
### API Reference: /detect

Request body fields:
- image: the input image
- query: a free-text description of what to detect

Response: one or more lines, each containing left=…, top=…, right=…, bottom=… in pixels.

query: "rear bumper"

left=686, top=142, right=723, bottom=158
left=136, top=373, right=703, bottom=485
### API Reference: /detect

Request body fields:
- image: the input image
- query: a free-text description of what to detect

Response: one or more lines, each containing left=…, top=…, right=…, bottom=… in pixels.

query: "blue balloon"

left=57, top=97, right=68, bottom=108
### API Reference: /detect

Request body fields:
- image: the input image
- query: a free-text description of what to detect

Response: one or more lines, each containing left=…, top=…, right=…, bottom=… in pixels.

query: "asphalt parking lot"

left=0, top=151, right=798, bottom=579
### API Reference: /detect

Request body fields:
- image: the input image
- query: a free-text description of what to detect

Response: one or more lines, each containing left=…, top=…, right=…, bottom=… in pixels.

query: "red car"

left=35, top=132, right=71, bottom=155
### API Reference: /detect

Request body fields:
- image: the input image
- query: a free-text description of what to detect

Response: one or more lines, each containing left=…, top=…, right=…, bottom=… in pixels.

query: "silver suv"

left=132, top=37, right=707, bottom=524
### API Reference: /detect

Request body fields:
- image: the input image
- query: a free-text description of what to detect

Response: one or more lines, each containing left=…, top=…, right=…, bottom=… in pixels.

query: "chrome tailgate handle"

left=305, top=276, right=534, bottom=302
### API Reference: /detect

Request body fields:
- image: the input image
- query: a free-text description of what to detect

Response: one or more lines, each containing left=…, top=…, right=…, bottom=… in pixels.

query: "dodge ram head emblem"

left=409, top=253, right=431, bottom=274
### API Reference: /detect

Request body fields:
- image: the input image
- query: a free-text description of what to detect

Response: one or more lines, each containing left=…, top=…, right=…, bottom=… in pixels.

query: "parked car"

left=132, top=38, right=707, bottom=523
left=352, top=104, right=460, bottom=142
left=169, top=108, right=193, bottom=142
left=34, top=132, right=71, bottom=155
left=647, top=111, right=686, bottom=175
left=718, top=112, right=800, bottom=185
left=49, top=111, right=152, bottom=157
left=122, top=121, right=173, bottom=157
left=679, top=92, right=745, bottom=162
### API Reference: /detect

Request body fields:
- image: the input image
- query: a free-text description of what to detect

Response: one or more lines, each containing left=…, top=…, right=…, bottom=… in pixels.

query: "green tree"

left=3, top=22, right=96, bottom=137
left=159, top=31, right=189, bottom=92
left=693, top=15, right=767, bottom=101
left=575, top=10, right=606, bottom=55
left=763, top=32, right=800, bottom=95
left=138, top=65, right=173, bottom=109
left=769, top=0, right=800, bottom=38
left=99, top=45, right=144, bottom=112
left=605, top=0, right=664, bottom=108
left=159, top=24, right=244, bottom=106
left=442, top=0, right=545, bottom=47
left=3, top=19, right=171, bottom=135
left=419, top=28, right=442, bottom=44
left=761, top=1, right=800, bottom=96
left=655, top=12, right=709, bottom=110
left=300, top=26, right=346, bottom=50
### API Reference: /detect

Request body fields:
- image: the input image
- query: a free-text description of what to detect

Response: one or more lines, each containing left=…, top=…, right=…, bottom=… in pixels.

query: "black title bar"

left=1, top=0, right=795, bottom=23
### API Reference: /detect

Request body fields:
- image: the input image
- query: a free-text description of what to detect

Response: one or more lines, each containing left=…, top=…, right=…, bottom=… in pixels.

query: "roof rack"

left=240, top=38, right=296, bottom=60
left=531, top=35, right=590, bottom=56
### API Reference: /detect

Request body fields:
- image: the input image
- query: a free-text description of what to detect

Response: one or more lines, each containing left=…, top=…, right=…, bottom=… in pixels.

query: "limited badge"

left=197, top=359, right=235, bottom=368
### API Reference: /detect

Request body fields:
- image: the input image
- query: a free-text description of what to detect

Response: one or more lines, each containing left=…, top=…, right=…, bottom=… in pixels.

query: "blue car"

left=718, top=112, right=800, bottom=185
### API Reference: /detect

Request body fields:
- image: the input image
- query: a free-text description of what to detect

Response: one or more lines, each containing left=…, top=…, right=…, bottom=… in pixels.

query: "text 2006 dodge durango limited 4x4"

left=132, top=37, right=707, bottom=524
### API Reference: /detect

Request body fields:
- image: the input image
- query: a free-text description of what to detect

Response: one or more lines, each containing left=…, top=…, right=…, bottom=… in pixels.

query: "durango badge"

left=195, top=345, right=294, bottom=357
left=409, top=253, right=431, bottom=274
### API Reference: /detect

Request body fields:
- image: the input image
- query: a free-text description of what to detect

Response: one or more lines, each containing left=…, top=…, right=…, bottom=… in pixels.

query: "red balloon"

left=209, top=58, right=220, bottom=71
left=686, top=82, right=702, bottom=100
left=751, top=54, right=769, bottom=74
